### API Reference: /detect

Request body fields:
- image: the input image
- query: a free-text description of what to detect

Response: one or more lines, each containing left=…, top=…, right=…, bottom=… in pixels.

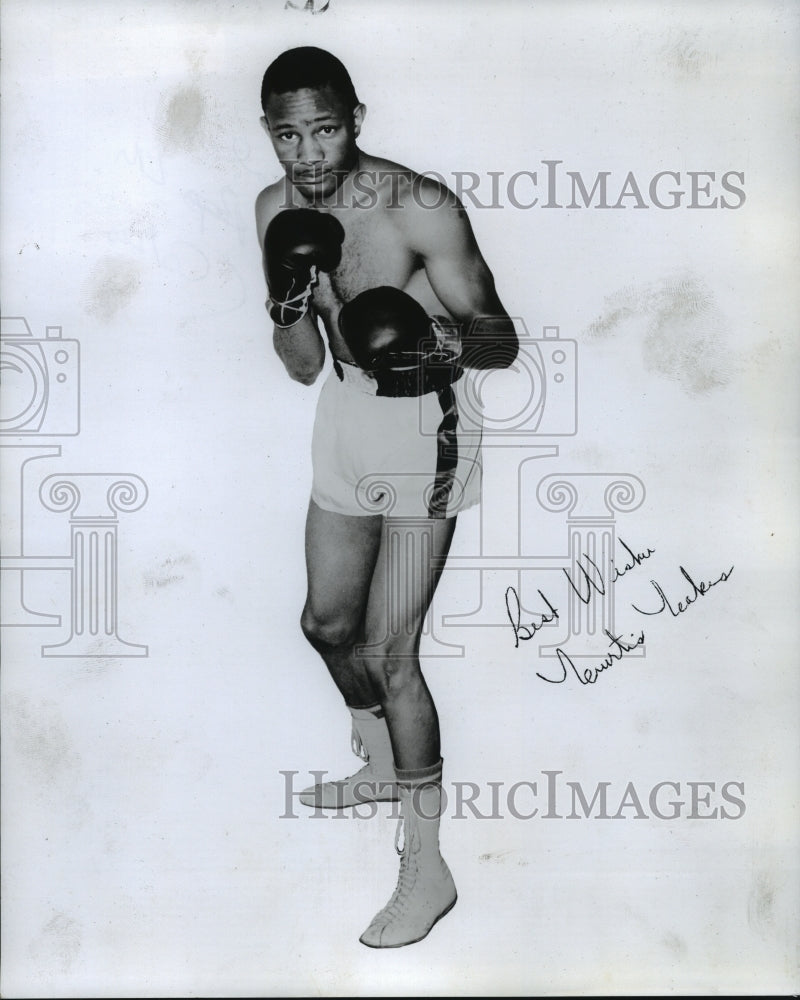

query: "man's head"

left=261, top=47, right=365, bottom=201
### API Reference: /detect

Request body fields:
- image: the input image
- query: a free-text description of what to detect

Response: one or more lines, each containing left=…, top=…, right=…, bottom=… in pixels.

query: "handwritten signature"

left=562, top=538, right=656, bottom=606
left=632, top=565, right=734, bottom=616
left=506, top=536, right=734, bottom=687
left=505, top=586, right=559, bottom=648
left=539, top=629, right=646, bottom=685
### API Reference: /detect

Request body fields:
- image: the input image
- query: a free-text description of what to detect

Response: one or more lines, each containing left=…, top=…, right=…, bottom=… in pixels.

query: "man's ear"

left=259, top=115, right=270, bottom=136
left=352, top=103, right=366, bottom=138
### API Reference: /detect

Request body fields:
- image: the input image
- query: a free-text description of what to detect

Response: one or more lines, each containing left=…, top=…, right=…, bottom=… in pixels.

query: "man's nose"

left=298, top=133, right=324, bottom=163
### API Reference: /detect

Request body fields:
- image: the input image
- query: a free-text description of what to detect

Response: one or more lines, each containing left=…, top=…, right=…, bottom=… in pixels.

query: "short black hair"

left=261, top=47, right=359, bottom=115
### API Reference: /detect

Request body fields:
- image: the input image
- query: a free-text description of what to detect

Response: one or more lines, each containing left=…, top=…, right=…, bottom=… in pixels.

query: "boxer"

left=256, top=46, right=518, bottom=948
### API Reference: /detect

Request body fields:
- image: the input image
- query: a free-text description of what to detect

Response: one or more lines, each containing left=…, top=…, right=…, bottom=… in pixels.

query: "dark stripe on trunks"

left=427, top=383, right=459, bottom=518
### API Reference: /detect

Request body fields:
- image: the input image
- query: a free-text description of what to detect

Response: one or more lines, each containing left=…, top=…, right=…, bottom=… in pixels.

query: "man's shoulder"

left=255, top=178, right=284, bottom=211
left=255, top=179, right=294, bottom=240
left=358, top=155, right=469, bottom=256
left=359, top=154, right=460, bottom=212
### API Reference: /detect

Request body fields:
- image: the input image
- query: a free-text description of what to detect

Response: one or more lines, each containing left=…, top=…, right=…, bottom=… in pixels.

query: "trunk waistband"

left=332, top=357, right=463, bottom=398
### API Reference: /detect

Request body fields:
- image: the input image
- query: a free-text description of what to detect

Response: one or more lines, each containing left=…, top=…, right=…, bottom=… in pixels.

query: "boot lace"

left=370, top=814, right=421, bottom=923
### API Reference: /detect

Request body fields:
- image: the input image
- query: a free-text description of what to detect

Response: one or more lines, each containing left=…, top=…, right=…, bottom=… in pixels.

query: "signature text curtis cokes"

left=505, top=537, right=734, bottom=686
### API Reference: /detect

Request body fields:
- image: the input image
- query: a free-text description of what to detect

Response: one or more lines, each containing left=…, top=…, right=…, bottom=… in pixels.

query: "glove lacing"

left=269, top=265, right=318, bottom=328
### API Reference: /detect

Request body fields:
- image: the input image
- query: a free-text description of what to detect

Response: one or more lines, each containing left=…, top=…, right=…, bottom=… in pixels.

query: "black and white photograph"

left=1, top=1, right=798, bottom=995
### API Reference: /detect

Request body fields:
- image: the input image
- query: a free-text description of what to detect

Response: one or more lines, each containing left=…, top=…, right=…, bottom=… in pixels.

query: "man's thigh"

left=362, top=515, right=458, bottom=654
left=304, top=498, right=384, bottom=627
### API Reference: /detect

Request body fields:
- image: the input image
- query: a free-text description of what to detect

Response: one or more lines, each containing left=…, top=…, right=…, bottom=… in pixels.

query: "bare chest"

left=322, top=208, right=415, bottom=299
left=311, top=208, right=428, bottom=356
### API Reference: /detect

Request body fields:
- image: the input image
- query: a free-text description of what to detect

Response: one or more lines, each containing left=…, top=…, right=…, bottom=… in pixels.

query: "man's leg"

left=301, top=497, right=383, bottom=707
left=298, top=498, right=398, bottom=807
left=358, top=514, right=459, bottom=948
left=359, top=515, right=458, bottom=768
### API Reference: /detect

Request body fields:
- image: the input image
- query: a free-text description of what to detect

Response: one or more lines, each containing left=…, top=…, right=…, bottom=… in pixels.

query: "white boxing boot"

left=299, top=705, right=399, bottom=809
left=359, top=759, right=457, bottom=948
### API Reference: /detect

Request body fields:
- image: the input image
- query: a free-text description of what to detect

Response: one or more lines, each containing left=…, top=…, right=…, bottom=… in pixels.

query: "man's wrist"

left=266, top=264, right=319, bottom=327
left=267, top=297, right=308, bottom=328
left=430, top=315, right=462, bottom=361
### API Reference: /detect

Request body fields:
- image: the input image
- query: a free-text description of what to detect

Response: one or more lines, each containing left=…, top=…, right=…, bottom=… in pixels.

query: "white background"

left=1, top=0, right=798, bottom=995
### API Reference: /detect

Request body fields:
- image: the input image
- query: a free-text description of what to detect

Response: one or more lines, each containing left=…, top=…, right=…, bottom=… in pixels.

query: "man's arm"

left=407, top=178, right=518, bottom=369
left=255, top=187, right=326, bottom=386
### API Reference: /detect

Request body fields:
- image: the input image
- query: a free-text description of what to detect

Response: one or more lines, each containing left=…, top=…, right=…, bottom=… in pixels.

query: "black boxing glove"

left=338, top=286, right=431, bottom=371
left=339, top=286, right=462, bottom=396
left=265, top=209, right=345, bottom=327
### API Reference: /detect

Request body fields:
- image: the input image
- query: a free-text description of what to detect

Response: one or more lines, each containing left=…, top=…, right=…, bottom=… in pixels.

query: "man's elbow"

left=492, top=329, right=519, bottom=369
left=287, top=364, right=323, bottom=386
left=272, top=332, right=325, bottom=385
left=461, top=318, right=519, bottom=370
left=274, top=345, right=324, bottom=385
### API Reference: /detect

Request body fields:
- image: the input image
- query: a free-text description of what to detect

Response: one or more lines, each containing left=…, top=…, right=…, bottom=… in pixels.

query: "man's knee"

left=300, top=605, right=360, bottom=653
left=359, top=635, right=421, bottom=697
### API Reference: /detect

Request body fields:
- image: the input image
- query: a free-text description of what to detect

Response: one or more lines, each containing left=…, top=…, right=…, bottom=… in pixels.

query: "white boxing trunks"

left=311, top=359, right=482, bottom=519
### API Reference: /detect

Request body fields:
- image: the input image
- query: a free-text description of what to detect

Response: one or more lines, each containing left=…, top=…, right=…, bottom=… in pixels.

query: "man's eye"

left=319, top=126, right=337, bottom=135
left=278, top=132, right=297, bottom=142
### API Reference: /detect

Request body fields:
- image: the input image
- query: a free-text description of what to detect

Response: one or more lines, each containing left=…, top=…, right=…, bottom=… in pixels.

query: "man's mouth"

left=296, top=171, right=331, bottom=184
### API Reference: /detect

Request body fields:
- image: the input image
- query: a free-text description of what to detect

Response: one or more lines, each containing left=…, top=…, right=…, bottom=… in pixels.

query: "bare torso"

left=256, top=152, right=451, bottom=364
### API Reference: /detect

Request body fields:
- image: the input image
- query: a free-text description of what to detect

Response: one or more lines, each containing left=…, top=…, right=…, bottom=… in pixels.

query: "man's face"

left=263, top=85, right=364, bottom=201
